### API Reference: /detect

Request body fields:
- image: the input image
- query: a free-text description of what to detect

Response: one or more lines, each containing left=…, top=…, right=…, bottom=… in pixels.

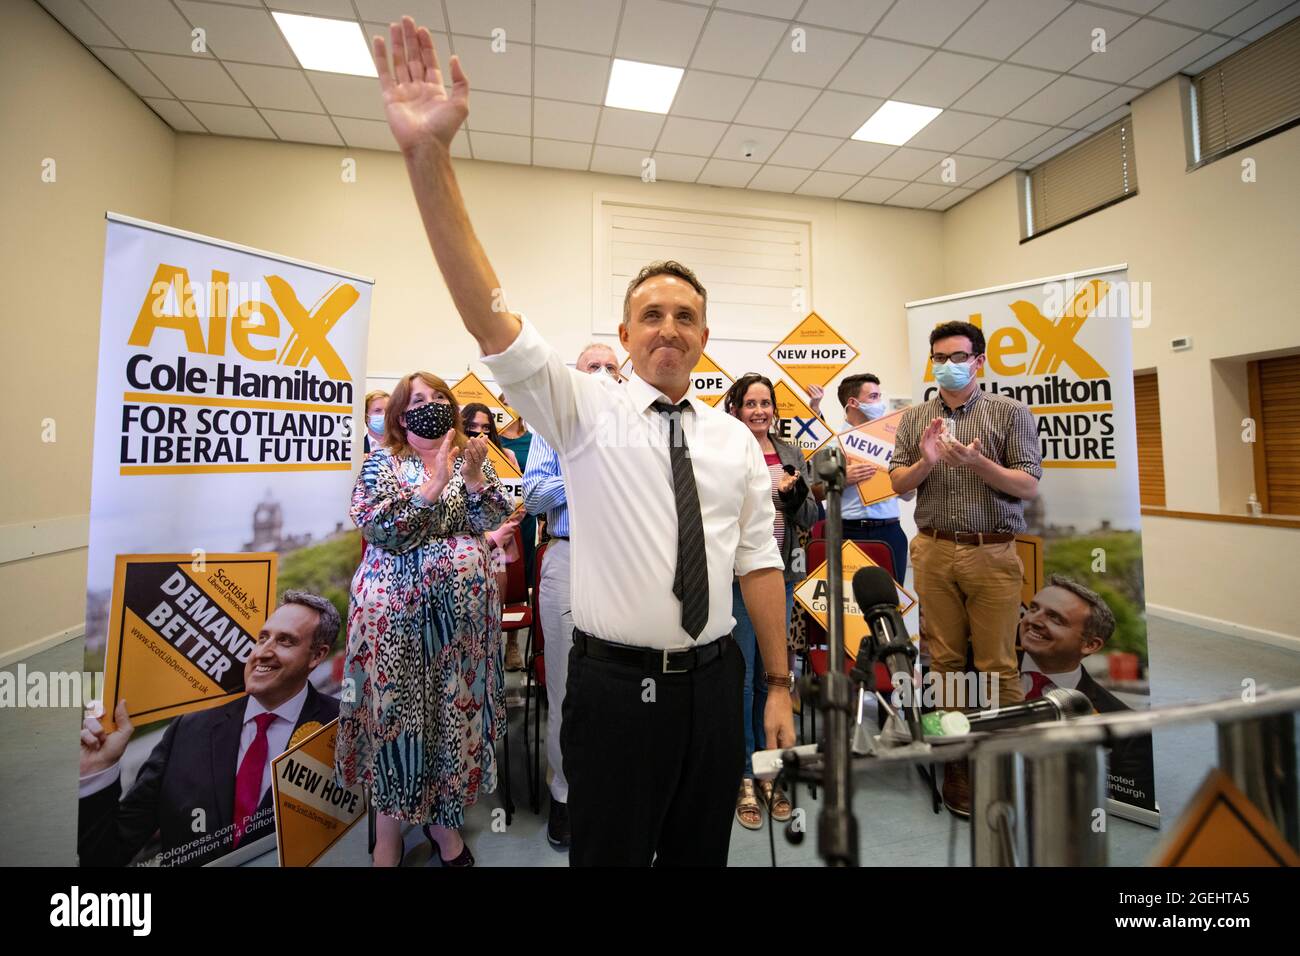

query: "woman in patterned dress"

left=336, top=371, right=512, bottom=867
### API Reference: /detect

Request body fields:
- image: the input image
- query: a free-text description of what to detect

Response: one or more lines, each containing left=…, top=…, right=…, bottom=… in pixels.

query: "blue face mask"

left=934, top=359, right=975, bottom=391
left=859, top=401, right=887, bottom=420
left=367, top=415, right=385, bottom=435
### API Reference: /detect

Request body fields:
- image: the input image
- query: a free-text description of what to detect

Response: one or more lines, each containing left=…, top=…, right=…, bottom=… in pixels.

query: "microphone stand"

left=803, top=446, right=858, bottom=867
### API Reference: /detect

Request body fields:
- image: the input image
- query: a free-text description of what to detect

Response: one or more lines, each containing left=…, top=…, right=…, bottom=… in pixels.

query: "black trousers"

left=560, top=635, right=745, bottom=866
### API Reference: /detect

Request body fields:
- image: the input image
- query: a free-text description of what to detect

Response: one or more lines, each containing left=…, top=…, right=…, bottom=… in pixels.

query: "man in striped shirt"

left=522, top=342, right=620, bottom=850
left=890, top=320, right=1043, bottom=817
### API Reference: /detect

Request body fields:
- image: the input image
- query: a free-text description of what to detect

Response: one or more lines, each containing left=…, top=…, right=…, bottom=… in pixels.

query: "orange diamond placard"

left=452, top=372, right=517, bottom=432
left=836, top=406, right=910, bottom=507
left=793, top=540, right=916, bottom=662
left=484, top=441, right=523, bottom=506
left=770, top=312, right=859, bottom=394
left=772, top=380, right=834, bottom=459
left=618, top=352, right=734, bottom=406
left=272, top=719, right=367, bottom=867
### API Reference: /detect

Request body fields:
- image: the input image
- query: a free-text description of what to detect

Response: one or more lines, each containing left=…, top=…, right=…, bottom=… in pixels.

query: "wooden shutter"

left=1027, top=116, right=1136, bottom=236
left=1194, top=17, right=1300, bottom=162
left=1249, top=354, right=1300, bottom=515
left=1134, top=372, right=1166, bottom=507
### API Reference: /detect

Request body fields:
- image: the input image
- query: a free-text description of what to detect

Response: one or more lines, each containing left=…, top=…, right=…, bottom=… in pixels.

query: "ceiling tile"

left=952, top=64, right=1057, bottom=115
left=1029, top=127, right=1092, bottom=163
left=763, top=25, right=861, bottom=86
left=1150, top=0, right=1255, bottom=28
left=1063, top=86, right=1139, bottom=127
left=1010, top=4, right=1139, bottom=71
left=657, top=116, right=729, bottom=156
left=596, top=108, right=665, bottom=149
left=452, top=34, right=532, bottom=95
left=796, top=91, right=883, bottom=137
left=870, top=146, right=951, bottom=180
left=715, top=124, right=786, bottom=164
left=444, top=0, right=531, bottom=39
left=273, top=0, right=356, bottom=16
left=944, top=0, right=1071, bottom=59
left=873, top=0, right=985, bottom=46
left=225, top=63, right=322, bottom=112
left=143, top=98, right=205, bottom=132
left=716, top=0, right=802, bottom=16
left=734, top=81, right=819, bottom=128
left=1071, top=18, right=1201, bottom=82
left=1086, top=106, right=1133, bottom=130
left=465, top=91, right=533, bottom=135
left=533, top=98, right=600, bottom=141
left=915, top=154, right=996, bottom=185
left=1126, top=31, right=1228, bottom=86
left=307, top=71, right=386, bottom=120
left=1184, top=37, right=1245, bottom=70
left=885, top=182, right=953, bottom=207
left=1235, top=2, right=1300, bottom=41
left=354, top=1, right=446, bottom=32
left=830, top=37, right=932, bottom=97
left=91, top=48, right=170, bottom=98
left=1096, top=0, right=1164, bottom=12
left=535, top=0, right=621, bottom=55
left=904, top=109, right=997, bottom=151
left=650, top=152, right=708, bottom=183
left=334, top=116, right=397, bottom=151
left=689, top=10, right=787, bottom=77
left=698, top=158, right=760, bottom=187
left=796, top=170, right=859, bottom=197
left=768, top=132, right=842, bottom=169
left=961, top=159, right=1018, bottom=190
left=532, top=138, right=592, bottom=169
left=589, top=144, right=642, bottom=176
left=616, top=0, right=709, bottom=67
left=37, top=0, right=120, bottom=46
left=748, top=165, right=813, bottom=192
left=961, top=117, right=1052, bottom=157
left=821, top=139, right=896, bottom=174
left=471, top=131, right=532, bottom=163
left=177, top=2, right=296, bottom=67
left=670, top=71, right=753, bottom=121
left=1008, top=75, right=1118, bottom=126
left=534, top=46, right=609, bottom=103
left=797, top=0, right=893, bottom=34
left=185, top=102, right=274, bottom=138
left=1007, top=127, right=1073, bottom=161
left=929, top=187, right=975, bottom=210
left=1215, top=0, right=1296, bottom=35
left=842, top=176, right=907, bottom=203
left=893, top=51, right=998, bottom=108
left=84, top=0, right=198, bottom=56
left=258, top=109, right=344, bottom=145
left=138, top=53, right=248, bottom=104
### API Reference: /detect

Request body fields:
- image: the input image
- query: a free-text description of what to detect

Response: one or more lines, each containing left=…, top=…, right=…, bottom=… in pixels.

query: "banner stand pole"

left=1217, top=713, right=1299, bottom=851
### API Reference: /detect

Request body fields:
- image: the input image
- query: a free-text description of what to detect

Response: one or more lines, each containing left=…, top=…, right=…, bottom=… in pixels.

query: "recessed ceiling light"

left=852, top=101, right=943, bottom=146
left=604, top=59, right=684, bottom=114
left=272, top=11, right=376, bottom=77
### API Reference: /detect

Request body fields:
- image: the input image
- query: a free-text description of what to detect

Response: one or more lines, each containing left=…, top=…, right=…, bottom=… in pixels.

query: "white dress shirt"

left=483, top=318, right=784, bottom=649
left=78, top=683, right=309, bottom=800
left=1020, top=653, right=1083, bottom=696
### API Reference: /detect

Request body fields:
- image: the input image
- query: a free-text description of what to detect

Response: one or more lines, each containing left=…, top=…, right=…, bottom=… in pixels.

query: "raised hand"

left=416, top=432, right=455, bottom=502
left=919, top=417, right=946, bottom=465
left=80, top=699, right=133, bottom=777
left=372, top=16, right=468, bottom=154
left=807, top=383, right=824, bottom=417
left=461, top=435, right=489, bottom=489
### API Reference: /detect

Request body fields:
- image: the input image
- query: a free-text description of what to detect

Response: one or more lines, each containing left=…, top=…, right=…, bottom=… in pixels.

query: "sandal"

left=757, top=779, right=793, bottom=823
left=735, top=779, right=763, bottom=831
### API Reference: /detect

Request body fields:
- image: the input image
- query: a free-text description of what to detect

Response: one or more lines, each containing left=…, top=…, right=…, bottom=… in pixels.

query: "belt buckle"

left=662, top=648, right=689, bottom=674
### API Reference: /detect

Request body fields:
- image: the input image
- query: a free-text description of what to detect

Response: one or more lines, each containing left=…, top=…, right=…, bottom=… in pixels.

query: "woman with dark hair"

left=461, top=402, right=530, bottom=670
left=723, top=373, right=817, bottom=831
left=336, top=371, right=512, bottom=867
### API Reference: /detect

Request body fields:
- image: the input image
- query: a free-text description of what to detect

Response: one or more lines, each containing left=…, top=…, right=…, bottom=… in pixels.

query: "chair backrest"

left=529, top=540, right=548, bottom=652
left=502, top=527, right=529, bottom=605
left=811, top=519, right=826, bottom=540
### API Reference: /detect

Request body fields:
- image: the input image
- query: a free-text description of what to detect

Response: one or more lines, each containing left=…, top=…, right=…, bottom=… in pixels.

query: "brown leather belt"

left=919, top=527, right=1016, bottom=545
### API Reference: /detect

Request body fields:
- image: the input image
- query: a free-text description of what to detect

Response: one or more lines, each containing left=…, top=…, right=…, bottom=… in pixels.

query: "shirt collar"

left=1021, top=653, right=1083, bottom=688
left=935, top=385, right=983, bottom=415
left=244, top=681, right=310, bottom=728
left=624, top=369, right=701, bottom=416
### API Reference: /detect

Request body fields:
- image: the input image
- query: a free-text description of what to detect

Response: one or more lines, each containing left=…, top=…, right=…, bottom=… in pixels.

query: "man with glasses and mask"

left=889, top=320, right=1042, bottom=818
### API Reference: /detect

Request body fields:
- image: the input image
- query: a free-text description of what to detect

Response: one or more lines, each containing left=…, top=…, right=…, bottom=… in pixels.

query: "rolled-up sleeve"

left=734, top=438, right=785, bottom=577
left=481, top=317, right=591, bottom=456
left=1003, top=403, right=1043, bottom=478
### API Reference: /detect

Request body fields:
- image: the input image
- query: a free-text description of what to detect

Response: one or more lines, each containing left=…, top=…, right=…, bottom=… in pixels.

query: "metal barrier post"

left=1027, top=746, right=1108, bottom=866
left=1217, top=713, right=1299, bottom=851
left=971, top=751, right=1026, bottom=866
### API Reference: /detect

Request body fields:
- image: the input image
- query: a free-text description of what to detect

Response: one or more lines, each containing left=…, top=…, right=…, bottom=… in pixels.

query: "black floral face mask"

left=403, top=400, right=455, bottom=440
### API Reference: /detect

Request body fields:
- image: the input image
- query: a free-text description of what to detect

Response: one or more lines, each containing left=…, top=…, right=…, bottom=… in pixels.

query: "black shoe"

left=547, top=799, right=571, bottom=849
left=423, top=826, right=475, bottom=867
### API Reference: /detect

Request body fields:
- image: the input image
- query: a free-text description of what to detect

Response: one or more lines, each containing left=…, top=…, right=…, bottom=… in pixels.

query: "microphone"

left=851, top=566, right=920, bottom=741
left=964, top=687, right=1093, bottom=733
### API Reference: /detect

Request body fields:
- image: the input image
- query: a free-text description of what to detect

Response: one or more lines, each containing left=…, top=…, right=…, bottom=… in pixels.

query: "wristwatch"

left=765, top=671, right=795, bottom=689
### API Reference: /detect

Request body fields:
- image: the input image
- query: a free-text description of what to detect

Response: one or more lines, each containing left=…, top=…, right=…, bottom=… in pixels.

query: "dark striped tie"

left=652, top=399, right=709, bottom=641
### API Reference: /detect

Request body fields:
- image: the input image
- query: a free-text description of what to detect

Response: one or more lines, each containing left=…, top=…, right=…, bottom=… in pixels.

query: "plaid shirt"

left=890, top=388, right=1042, bottom=534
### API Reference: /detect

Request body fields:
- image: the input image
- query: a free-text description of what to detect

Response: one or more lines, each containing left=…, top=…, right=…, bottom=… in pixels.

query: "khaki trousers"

left=911, top=534, right=1024, bottom=710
